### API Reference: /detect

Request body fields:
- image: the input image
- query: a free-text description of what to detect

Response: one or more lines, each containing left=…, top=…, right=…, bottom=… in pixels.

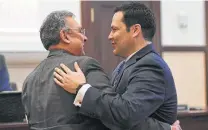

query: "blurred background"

left=0, top=1, right=208, bottom=129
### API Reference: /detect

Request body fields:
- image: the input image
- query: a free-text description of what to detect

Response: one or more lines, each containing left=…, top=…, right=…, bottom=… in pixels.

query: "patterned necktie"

left=112, top=61, right=126, bottom=87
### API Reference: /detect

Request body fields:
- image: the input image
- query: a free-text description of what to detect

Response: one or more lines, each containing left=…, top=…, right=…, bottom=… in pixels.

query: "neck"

left=49, top=43, right=83, bottom=56
left=49, top=43, right=69, bottom=52
left=125, top=40, right=150, bottom=58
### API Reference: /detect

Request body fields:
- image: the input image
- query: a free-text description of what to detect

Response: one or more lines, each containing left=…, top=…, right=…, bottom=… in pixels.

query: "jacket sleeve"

left=82, top=57, right=111, bottom=91
left=79, top=64, right=166, bottom=130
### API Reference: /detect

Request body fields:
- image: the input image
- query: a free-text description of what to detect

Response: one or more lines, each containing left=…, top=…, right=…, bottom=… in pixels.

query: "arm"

left=73, top=58, right=111, bottom=107
left=74, top=60, right=174, bottom=130
left=54, top=63, right=166, bottom=129
left=81, top=58, right=110, bottom=91
left=53, top=62, right=181, bottom=130
left=79, top=65, right=165, bottom=129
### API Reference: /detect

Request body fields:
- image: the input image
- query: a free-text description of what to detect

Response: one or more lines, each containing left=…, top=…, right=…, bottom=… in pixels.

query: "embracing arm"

left=53, top=61, right=180, bottom=130
left=54, top=62, right=167, bottom=129
left=79, top=64, right=166, bottom=129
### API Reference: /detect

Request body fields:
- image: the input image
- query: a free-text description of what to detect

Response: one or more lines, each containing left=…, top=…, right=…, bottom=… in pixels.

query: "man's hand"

left=53, top=62, right=86, bottom=94
left=171, top=120, right=182, bottom=130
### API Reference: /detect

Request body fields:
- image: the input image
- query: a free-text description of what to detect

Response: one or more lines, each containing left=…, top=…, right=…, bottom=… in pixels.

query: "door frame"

left=81, top=1, right=162, bottom=54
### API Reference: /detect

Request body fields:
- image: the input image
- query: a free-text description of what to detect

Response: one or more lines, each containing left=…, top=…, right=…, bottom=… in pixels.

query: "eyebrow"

left=111, top=26, right=119, bottom=29
left=71, top=26, right=82, bottom=29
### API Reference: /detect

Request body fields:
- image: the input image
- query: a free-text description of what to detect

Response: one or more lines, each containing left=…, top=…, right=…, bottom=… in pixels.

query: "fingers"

left=176, top=120, right=180, bottom=125
left=172, top=120, right=182, bottom=130
left=74, top=62, right=82, bottom=73
left=173, top=120, right=180, bottom=125
left=60, top=63, right=72, bottom=74
left=54, top=77, right=64, bottom=87
left=59, top=62, right=82, bottom=73
left=53, top=71, right=63, bottom=82
left=54, top=67, right=66, bottom=77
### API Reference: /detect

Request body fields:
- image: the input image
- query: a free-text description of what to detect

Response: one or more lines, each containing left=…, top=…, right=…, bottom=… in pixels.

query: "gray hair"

left=40, top=10, right=74, bottom=50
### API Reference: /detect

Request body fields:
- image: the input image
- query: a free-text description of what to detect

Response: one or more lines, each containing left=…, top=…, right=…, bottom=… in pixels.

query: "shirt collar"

left=125, top=41, right=152, bottom=62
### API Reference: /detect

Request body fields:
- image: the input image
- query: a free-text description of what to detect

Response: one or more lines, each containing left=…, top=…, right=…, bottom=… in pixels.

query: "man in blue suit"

left=0, top=54, right=12, bottom=91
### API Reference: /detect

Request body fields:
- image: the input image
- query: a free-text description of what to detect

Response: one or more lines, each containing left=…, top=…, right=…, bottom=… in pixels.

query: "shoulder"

left=131, top=52, right=172, bottom=79
left=137, top=52, right=167, bottom=68
left=77, top=56, right=101, bottom=67
left=59, top=54, right=99, bottom=68
left=74, top=56, right=104, bottom=73
left=128, top=52, right=167, bottom=76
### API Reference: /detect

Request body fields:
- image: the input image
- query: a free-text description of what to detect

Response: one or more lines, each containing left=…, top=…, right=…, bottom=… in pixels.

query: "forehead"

left=111, top=11, right=126, bottom=28
left=65, top=16, right=80, bottom=28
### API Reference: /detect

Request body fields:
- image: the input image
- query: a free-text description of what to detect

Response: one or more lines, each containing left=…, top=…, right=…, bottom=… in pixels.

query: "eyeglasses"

left=64, top=28, right=85, bottom=35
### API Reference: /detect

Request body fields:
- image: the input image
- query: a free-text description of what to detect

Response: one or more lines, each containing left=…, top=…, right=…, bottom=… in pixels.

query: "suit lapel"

left=113, top=44, right=156, bottom=91
left=125, top=44, right=155, bottom=69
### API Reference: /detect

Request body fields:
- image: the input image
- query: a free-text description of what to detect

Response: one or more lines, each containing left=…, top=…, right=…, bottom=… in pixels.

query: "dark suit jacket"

left=79, top=44, right=177, bottom=130
left=0, top=54, right=12, bottom=92
left=22, top=49, right=110, bottom=130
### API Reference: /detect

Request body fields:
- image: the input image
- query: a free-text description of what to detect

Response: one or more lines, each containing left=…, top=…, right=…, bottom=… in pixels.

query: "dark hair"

left=114, top=2, right=156, bottom=41
left=39, top=10, right=74, bottom=50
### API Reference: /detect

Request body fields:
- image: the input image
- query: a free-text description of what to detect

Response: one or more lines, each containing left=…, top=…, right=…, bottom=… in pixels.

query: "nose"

left=108, top=31, right=113, bottom=40
left=83, top=35, right=88, bottom=42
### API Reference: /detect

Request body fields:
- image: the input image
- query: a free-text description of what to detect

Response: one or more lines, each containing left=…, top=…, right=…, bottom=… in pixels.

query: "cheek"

left=113, top=32, right=122, bottom=42
left=75, top=35, right=84, bottom=45
left=75, top=40, right=83, bottom=49
left=71, top=39, right=83, bottom=49
left=116, top=34, right=126, bottom=45
left=73, top=43, right=83, bottom=55
left=118, top=35, right=131, bottom=50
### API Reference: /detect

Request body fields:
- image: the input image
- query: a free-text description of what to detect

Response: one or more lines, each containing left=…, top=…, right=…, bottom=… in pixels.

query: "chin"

left=78, top=50, right=85, bottom=56
left=113, top=50, right=125, bottom=58
left=113, top=49, right=120, bottom=56
left=82, top=51, right=85, bottom=56
left=113, top=50, right=116, bottom=56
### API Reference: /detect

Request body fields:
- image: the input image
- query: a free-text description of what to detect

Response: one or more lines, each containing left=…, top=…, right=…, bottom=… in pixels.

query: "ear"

left=60, top=30, right=70, bottom=44
left=132, top=24, right=141, bottom=38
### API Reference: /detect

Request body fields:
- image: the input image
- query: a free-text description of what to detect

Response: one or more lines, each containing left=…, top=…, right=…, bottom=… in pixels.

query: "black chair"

left=0, top=91, right=25, bottom=122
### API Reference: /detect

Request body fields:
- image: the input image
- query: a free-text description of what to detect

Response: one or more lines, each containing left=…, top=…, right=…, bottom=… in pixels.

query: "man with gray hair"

left=22, top=10, right=109, bottom=130
left=22, top=10, right=179, bottom=130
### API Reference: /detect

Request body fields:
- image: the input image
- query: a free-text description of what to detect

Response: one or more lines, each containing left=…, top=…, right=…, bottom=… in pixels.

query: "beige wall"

left=3, top=52, right=48, bottom=91
left=163, top=52, right=206, bottom=108
left=161, top=1, right=207, bottom=108
left=8, top=67, right=35, bottom=91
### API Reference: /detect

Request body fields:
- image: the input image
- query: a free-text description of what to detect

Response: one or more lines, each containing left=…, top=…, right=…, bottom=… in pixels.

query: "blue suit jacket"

left=79, top=44, right=177, bottom=130
left=0, top=54, right=12, bottom=91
